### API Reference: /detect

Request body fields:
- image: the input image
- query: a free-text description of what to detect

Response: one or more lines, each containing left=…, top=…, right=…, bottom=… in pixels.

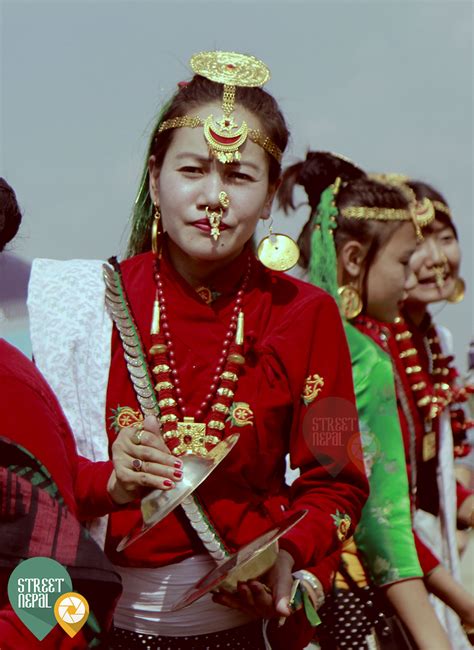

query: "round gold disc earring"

left=337, top=284, right=363, bottom=319
left=256, top=218, right=300, bottom=272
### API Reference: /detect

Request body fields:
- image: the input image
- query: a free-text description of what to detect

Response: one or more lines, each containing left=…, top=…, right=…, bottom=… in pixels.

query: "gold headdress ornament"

left=365, top=172, right=436, bottom=240
left=432, top=200, right=452, bottom=219
left=158, top=51, right=282, bottom=164
left=371, top=175, right=452, bottom=222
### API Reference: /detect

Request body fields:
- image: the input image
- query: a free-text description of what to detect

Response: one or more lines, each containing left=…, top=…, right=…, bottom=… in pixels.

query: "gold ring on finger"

left=133, top=428, right=144, bottom=445
left=132, top=458, right=143, bottom=472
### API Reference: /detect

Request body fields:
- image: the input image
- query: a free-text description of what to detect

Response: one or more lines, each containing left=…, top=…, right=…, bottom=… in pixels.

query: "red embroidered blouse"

left=0, top=340, right=116, bottom=649
left=0, top=340, right=113, bottom=520
left=104, top=249, right=369, bottom=570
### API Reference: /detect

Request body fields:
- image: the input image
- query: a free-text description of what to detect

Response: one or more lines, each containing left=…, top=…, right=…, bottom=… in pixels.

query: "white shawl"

left=28, top=258, right=112, bottom=546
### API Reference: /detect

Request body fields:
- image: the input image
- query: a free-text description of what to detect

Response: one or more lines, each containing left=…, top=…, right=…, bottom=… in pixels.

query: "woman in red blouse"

left=351, top=176, right=474, bottom=646
left=393, top=180, right=474, bottom=643
left=0, top=178, right=122, bottom=648
left=28, top=52, right=368, bottom=649
left=277, top=153, right=452, bottom=650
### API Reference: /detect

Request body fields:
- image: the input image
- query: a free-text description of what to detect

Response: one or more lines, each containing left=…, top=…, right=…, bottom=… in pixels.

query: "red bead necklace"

left=393, top=315, right=473, bottom=458
left=389, top=315, right=474, bottom=461
left=390, top=316, right=455, bottom=421
left=355, top=314, right=442, bottom=462
left=148, top=255, right=252, bottom=456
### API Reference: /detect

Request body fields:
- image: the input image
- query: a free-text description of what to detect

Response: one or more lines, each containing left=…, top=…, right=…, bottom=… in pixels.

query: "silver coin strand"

left=103, top=263, right=228, bottom=562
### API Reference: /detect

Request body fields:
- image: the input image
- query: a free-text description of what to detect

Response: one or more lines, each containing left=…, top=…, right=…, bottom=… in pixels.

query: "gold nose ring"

left=433, top=264, right=446, bottom=289
left=219, top=191, right=230, bottom=209
left=205, top=206, right=223, bottom=241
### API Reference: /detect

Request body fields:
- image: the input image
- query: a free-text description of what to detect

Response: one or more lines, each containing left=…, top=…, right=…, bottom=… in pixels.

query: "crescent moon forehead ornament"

left=158, top=51, right=282, bottom=164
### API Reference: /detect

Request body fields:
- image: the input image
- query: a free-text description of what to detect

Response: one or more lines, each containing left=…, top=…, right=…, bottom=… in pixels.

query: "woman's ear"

left=148, top=155, right=160, bottom=206
left=339, top=240, right=366, bottom=280
left=261, top=181, right=279, bottom=220
left=261, top=200, right=272, bottom=221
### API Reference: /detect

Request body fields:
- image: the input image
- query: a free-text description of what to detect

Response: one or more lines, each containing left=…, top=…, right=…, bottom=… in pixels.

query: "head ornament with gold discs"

left=128, top=50, right=288, bottom=258
left=159, top=51, right=281, bottom=165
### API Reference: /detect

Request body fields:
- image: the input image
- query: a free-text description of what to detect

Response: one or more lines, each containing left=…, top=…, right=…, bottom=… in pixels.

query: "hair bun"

left=0, top=178, right=23, bottom=252
left=298, top=152, right=365, bottom=209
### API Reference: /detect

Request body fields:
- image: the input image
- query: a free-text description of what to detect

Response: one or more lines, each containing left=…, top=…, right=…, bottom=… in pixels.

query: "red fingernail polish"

left=163, top=479, right=173, bottom=487
left=174, top=459, right=183, bottom=468
left=173, top=469, right=183, bottom=479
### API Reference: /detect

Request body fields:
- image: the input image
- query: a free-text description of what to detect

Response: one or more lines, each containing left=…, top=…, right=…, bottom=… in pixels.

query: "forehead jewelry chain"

left=158, top=52, right=282, bottom=164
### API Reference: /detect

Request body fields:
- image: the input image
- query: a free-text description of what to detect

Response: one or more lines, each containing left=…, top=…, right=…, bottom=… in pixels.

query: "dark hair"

left=406, top=180, right=457, bottom=238
left=127, top=75, right=289, bottom=257
left=278, top=151, right=411, bottom=270
left=0, top=178, right=22, bottom=252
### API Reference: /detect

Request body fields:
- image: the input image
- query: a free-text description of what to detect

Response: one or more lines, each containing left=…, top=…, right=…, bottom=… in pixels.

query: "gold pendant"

left=205, top=207, right=223, bottom=241
left=422, top=431, right=437, bottom=461
left=196, top=286, right=214, bottom=304
left=175, top=417, right=208, bottom=456
left=256, top=233, right=300, bottom=272
left=204, top=114, right=248, bottom=164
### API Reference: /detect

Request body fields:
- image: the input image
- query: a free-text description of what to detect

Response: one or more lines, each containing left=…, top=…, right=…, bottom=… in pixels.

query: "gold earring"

left=219, top=191, right=230, bottom=209
left=151, top=204, right=161, bottom=255
left=447, top=277, right=465, bottom=304
left=337, top=285, right=363, bottom=319
left=256, top=218, right=300, bottom=272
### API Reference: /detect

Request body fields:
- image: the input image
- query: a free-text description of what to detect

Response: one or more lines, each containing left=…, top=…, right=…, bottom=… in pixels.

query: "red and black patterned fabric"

left=0, top=437, right=122, bottom=648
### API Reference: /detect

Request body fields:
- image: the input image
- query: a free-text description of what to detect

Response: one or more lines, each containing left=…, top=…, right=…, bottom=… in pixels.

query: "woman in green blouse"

left=278, top=152, right=450, bottom=650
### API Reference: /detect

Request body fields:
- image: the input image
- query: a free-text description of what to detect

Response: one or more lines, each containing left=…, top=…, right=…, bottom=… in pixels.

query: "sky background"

left=0, top=0, right=472, bottom=367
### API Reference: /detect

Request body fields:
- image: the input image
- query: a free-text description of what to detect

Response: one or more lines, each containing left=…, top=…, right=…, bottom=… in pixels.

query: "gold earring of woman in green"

left=337, top=284, right=363, bottom=319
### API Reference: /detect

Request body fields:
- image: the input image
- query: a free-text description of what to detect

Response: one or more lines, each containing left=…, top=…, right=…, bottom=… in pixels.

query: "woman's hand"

left=107, top=415, right=183, bottom=504
left=457, top=493, right=474, bottom=529
left=384, top=578, right=452, bottom=650
left=212, top=549, right=295, bottom=620
left=425, top=564, right=474, bottom=644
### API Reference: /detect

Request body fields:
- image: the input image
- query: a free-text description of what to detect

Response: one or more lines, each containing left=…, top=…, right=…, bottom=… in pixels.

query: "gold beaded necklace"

left=148, top=255, right=252, bottom=456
